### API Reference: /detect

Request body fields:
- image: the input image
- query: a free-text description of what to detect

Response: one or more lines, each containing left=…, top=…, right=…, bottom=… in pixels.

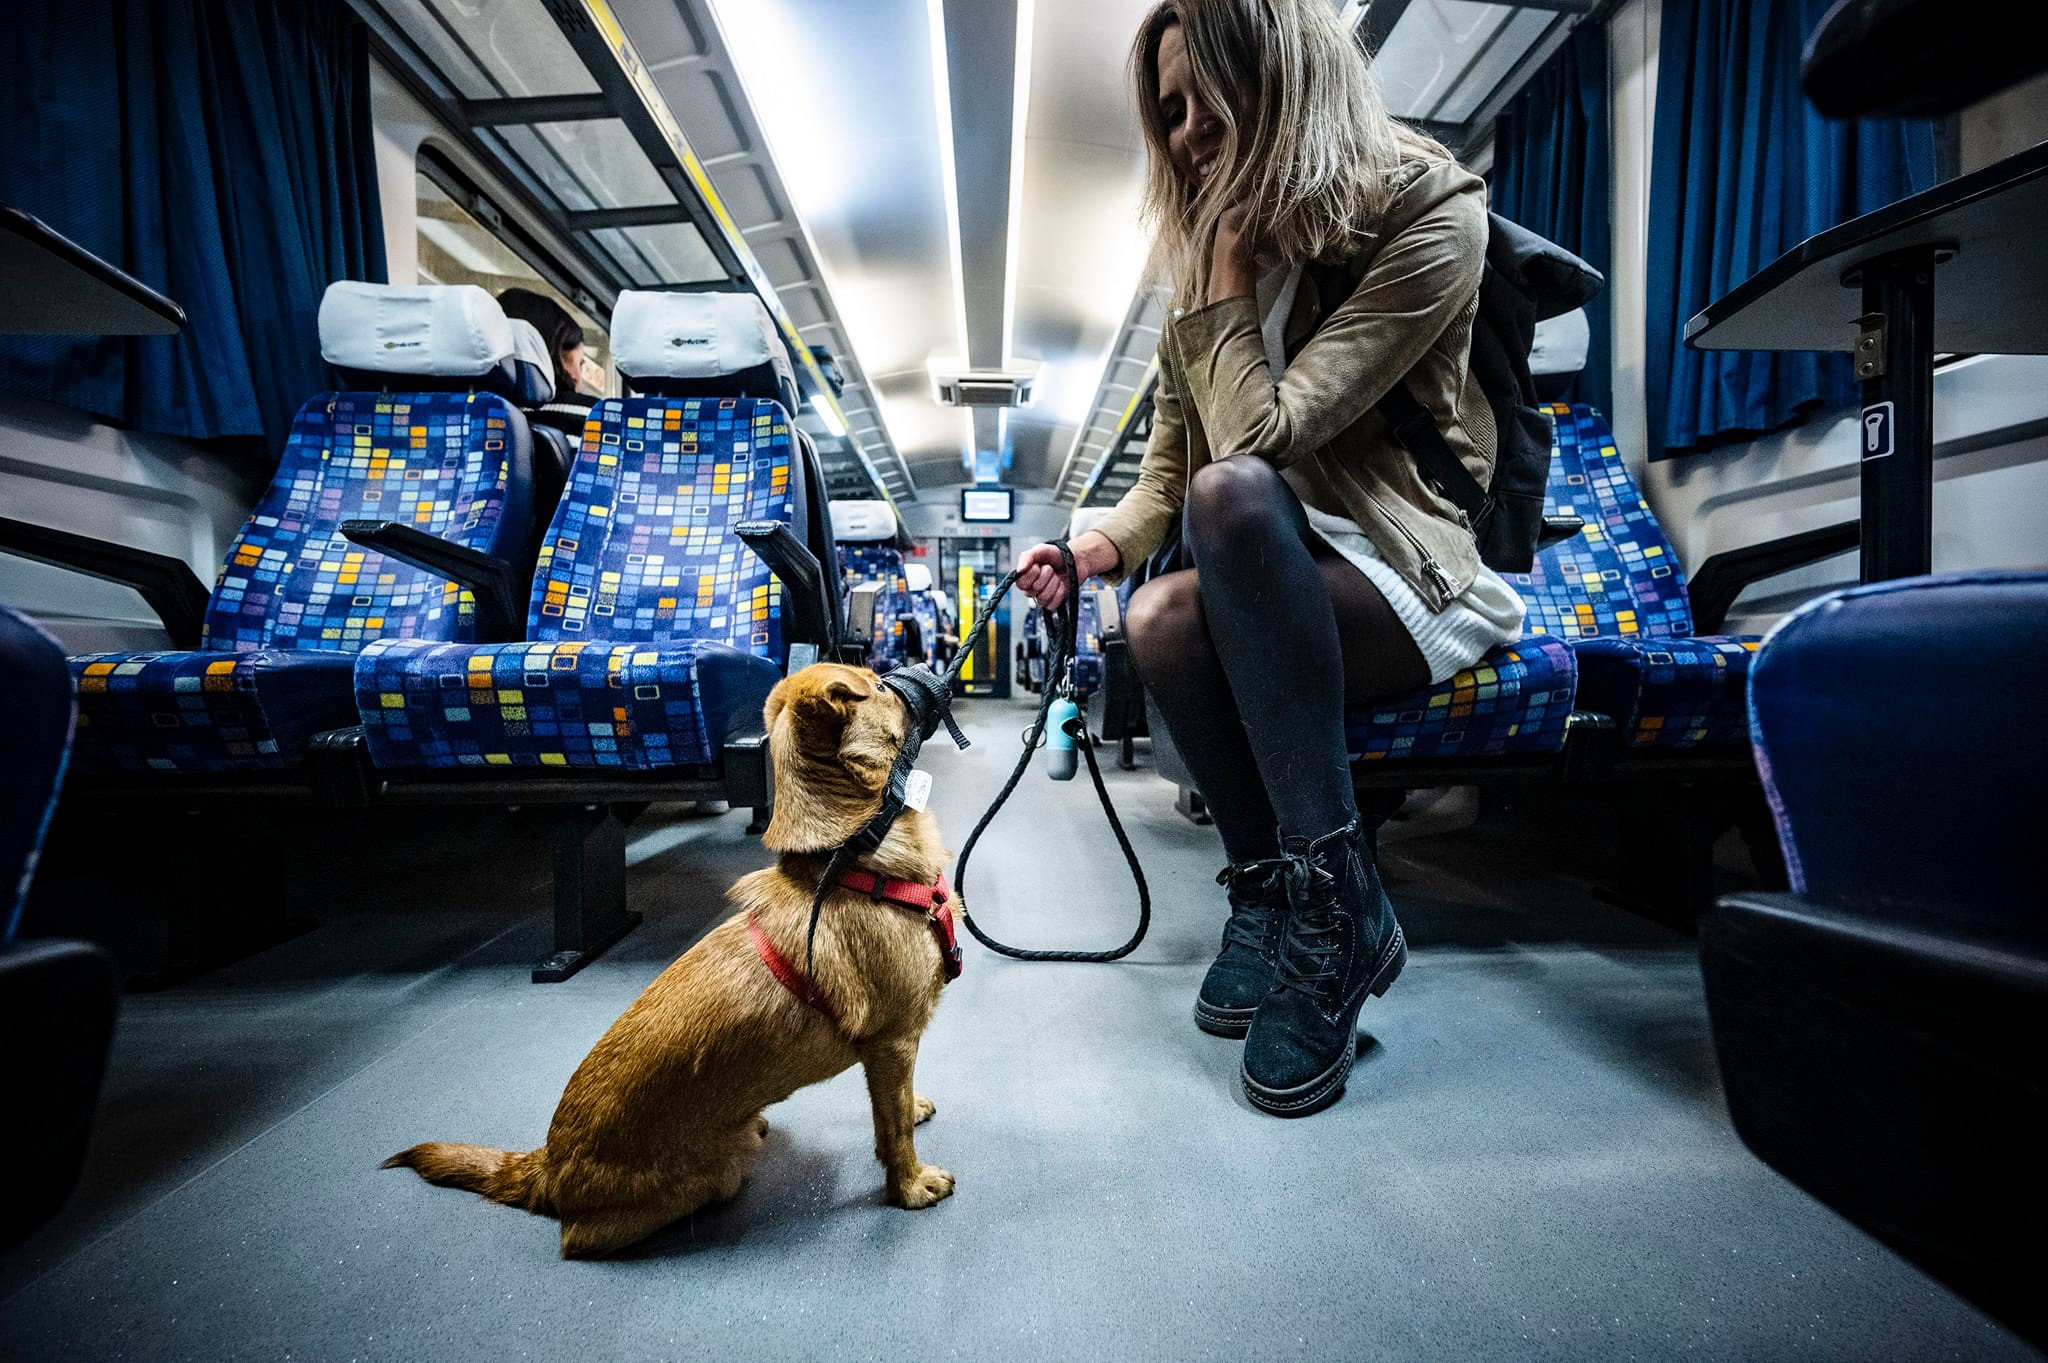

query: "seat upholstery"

left=1508, top=402, right=1759, bottom=749
left=1347, top=636, right=1577, bottom=761
left=69, top=390, right=530, bottom=774
left=357, top=396, right=796, bottom=770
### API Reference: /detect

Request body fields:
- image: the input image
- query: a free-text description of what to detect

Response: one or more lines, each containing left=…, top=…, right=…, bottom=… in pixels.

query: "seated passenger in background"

left=1017, top=0, right=1523, bottom=1117
left=498, top=286, right=599, bottom=429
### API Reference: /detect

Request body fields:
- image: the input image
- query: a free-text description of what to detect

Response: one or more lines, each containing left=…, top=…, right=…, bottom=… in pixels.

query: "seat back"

left=200, top=284, right=536, bottom=654
left=837, top=542, right=915, bottom=670
left=1, top=607, right=72, bottom=937
left=1507, top=403, right=1694, bottom=640
left=1749, top=571, right=2048, bottom=945
left=529, top=396, right=800, bottom=659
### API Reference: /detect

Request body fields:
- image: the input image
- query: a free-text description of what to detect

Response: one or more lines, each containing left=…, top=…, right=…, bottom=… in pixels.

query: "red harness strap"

left=746, top=913, right=841, bottom=1028
left=832, top=869, right=963, bottom=981
left=747, top=870, right=963, bottom=1026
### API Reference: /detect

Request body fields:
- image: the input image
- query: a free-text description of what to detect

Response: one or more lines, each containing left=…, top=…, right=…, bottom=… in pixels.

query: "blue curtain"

left=1491, top=22, right=1613, bottom=420
left=1645, top=0, right=1936, bottom=461
left=0, top=0, right=386, bottom=460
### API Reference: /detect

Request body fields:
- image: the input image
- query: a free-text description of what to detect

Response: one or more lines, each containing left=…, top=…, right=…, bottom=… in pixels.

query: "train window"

left=414, top=162, right=613, bottom=397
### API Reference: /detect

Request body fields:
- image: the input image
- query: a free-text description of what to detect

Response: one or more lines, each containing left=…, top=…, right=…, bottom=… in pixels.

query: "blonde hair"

left=1129, top=0, right=1449, bottom=304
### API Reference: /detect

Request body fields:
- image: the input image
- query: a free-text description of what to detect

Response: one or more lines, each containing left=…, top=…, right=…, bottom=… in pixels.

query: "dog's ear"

left=791, top=673, right=871, bottom=730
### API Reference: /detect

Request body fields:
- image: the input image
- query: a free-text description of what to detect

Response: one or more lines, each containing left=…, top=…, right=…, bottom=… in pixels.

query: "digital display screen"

left=960, top=487, right=1014, bottom=522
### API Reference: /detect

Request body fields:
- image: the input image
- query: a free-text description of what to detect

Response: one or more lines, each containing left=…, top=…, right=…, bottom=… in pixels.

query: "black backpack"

left=1309, top=212, right=1602, bottom=574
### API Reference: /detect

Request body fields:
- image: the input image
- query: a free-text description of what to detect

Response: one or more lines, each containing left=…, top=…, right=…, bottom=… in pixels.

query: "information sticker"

left=904, top=769, right=933, bottom=812
left=1860, top=401, right=1895, bottom=461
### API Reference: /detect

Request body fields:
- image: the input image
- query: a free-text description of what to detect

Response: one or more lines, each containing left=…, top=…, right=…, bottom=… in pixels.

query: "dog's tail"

left=381, top=1142, right=550, bottom=1213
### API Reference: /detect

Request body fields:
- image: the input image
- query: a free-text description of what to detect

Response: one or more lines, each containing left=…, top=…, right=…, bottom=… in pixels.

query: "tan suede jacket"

left=1093, top=156, right=1495, bottom=612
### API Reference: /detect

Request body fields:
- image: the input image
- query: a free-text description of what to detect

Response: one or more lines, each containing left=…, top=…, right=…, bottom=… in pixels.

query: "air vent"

left=932, top=369, right=1037, bottom=408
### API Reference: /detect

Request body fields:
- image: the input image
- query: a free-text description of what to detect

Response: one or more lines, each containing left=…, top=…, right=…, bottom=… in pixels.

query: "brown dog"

left=383, top=663, right=959, bottom=1257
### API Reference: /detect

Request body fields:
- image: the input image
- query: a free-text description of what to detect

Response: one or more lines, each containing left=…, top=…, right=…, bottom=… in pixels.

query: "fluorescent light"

left=810, top=394, right=848, bottom=440
left=928, top=0, right=973, bottom=467
left=1001, top=0, right=1035, bottom=369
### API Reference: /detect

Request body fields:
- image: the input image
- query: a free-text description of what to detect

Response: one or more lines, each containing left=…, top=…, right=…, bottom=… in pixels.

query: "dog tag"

left=904, top=769, right=933, bottom=812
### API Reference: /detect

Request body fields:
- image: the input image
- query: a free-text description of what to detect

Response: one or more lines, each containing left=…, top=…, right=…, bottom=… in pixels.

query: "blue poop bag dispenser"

left=1046, top=696, right=1080, bottom=781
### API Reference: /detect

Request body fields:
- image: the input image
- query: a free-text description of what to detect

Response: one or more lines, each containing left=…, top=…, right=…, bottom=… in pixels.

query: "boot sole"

left=1192, top=997, right=1255, bottom=1039
left=1241, top=927, right=1407, bottom=1118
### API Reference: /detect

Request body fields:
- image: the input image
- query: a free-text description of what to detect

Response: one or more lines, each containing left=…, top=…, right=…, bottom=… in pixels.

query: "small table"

left=1685, top=140, right=2048, bottom=582
left=0, top=206, right=186, bottom=336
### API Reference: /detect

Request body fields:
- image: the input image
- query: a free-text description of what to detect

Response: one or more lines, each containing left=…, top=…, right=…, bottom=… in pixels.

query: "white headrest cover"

left=1529, top=307, right=1591, bottom=377
left=1068, top=506, right=1114, bottom=538
left=611, top=290, right=793, bottom=389
left=318, top=282, right=514, bottom=376
left=904, top=562, right=933, bottom=592
left=507, top=318, right=552, bottom=376
left=831, top=499, right=898, bottom=543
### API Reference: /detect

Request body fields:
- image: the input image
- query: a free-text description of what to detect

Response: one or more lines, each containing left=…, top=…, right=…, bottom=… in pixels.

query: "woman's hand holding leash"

left=1018, top=532, right=1119, bottom=609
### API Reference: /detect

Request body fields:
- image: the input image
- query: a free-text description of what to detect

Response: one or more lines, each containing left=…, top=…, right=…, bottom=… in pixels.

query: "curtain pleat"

left=1644, top=0, right=1936, bottom=461
left=1490, top=21, right=1615, bottom=419
left=0, top=0, right=387, bottom=459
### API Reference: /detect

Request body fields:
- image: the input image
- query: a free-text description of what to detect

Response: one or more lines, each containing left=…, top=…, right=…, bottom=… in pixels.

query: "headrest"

left=904, top=562, right=933, bottom=592
left=1530, top=308, right=1590, bottom=377
left=831, top=499, right=898, bottom=544
left=611, top=290, right=797, bottom=411
left=505, top=319, right=556, bottom=407
left=319, top=282, right=517, bottom=384
left=1068, top=506, right=1114, bottom=539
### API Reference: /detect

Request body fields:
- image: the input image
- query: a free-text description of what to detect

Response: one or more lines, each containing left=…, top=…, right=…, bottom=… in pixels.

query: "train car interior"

left=2, top=0, right=2044, bottom=1357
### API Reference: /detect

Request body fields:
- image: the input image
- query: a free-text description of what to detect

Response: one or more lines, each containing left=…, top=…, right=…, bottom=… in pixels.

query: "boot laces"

left=1217, top=857, right=1288, bottom=955
left=1276, top=855, right=1343, bottom=991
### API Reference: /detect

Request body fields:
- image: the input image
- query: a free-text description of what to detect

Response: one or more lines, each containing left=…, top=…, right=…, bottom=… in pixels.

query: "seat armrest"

left=1537, top=515, right=1584, bottom=553
left=0, top=516, right=210, bottom=649
left=735, top=519, right=836, bottom=653
left=337, top=520, right=523, bottom=641
left=840, top=583, right=884, bottom=665
left=1688, top=521, right=1860, bottom=634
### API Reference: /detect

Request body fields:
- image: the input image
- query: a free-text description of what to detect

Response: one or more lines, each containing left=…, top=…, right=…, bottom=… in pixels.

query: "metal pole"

left=1847, top=244, right=1947, bottom=582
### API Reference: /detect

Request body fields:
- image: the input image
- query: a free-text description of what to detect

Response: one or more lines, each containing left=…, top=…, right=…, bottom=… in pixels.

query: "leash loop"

left=951, top=540, right=1152, bottom=962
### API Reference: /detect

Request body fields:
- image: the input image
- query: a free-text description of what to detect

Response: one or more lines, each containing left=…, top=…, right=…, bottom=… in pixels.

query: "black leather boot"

left=1241, top=819, right=1406, bottom=1116
left=1193, top=857, right=1290, bottom=1038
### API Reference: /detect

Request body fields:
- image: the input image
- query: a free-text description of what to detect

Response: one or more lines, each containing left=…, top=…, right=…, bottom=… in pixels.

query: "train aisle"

left=0, top=695, right=2028, bottom=1362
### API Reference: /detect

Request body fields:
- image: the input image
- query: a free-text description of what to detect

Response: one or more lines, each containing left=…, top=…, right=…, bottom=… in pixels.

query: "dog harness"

left=749, top=871, right=961, bottom=1029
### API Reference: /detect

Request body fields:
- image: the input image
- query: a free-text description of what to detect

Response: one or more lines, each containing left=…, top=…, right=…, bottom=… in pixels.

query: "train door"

left=942, top=537, right=1010, bottom=698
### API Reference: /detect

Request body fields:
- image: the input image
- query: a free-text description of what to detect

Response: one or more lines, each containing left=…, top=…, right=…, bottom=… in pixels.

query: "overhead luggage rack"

left=350, top=0, right=916, bottom=504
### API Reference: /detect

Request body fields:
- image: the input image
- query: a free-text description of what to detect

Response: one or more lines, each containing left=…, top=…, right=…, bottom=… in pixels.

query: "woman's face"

left=1154, top=22, right=1225, bottom=195
left=561, top=341, right=587, bottom=394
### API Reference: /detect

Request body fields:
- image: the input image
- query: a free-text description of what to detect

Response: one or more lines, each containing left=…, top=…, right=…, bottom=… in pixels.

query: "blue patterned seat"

left=837, top=541, right=918, bottom=673
left=355, top=297, right=806, bottom=772
left=1020, top=578, right=1112, bottom=701
left=1509, top=403, right=1760, bottom=749
left=67, top=286, right=538, bottom=774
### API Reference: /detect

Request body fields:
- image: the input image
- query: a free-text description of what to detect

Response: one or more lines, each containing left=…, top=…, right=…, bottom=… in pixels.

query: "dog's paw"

left=890, top=1165, right=954, bottom=1209
left=913, top=1094, right=936, bottom=1125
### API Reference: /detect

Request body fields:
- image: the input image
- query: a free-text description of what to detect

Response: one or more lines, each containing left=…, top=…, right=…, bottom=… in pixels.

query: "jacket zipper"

left=1359, top=486, right=1456, bottom=603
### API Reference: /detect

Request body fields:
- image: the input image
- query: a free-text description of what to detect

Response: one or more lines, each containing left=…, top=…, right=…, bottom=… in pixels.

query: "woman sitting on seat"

left=1016, top=0, right=1524, bottom=1116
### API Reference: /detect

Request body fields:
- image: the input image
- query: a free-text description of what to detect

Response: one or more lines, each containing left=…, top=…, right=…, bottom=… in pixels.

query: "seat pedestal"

left=531, top=805, right=642, bottom=983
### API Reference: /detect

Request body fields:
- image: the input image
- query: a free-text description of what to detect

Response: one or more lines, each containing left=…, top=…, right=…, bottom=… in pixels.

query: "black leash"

left=949, top=541, right=1151, bottom=962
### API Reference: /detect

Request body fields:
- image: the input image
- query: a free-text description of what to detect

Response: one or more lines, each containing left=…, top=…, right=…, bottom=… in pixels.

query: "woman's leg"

left=1179, top=457, right=1427, bottom=842
left=1124, top=570, right=1281, bottom=863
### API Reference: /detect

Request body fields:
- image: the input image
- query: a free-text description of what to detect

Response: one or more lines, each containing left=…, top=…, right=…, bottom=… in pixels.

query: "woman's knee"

left=1184, top=457, right=1295, bottom=565
left=1124, top=573, right=1207, bottom=680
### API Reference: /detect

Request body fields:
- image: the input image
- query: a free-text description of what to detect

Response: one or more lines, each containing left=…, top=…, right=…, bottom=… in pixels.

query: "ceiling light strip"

left=927, top=0, right=974, bottom=468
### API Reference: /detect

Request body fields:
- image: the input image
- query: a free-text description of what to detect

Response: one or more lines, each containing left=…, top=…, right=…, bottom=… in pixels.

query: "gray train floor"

left=2, top=694, right=2035, bottom=1362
